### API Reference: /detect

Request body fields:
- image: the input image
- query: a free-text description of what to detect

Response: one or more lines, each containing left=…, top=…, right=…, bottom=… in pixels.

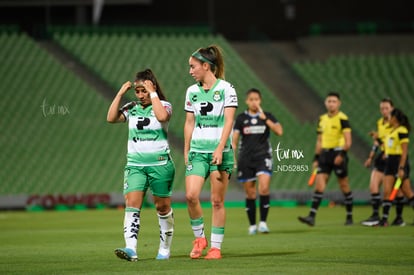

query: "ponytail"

left=191, top=45, right=225, bottom=79
left=391, top=108, right=411, bottom=132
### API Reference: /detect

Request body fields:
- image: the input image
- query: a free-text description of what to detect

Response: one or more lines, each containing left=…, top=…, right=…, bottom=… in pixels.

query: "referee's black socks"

left=394, top=196, right=404, bottom=219
left=344, top=191, right=353, bottom=219
left=381, top=200, right=392, bottom=221
left=370, top=193, right=381, bottom=217
left=309, top=191, right=323, bottom=218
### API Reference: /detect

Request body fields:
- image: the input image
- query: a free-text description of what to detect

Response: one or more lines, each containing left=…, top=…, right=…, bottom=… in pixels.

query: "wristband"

left=399, top=166, right=405, bottom=170
left=371, top=145, right=378, bottom=153
left=150, top=92, right=158, bottom=99
left=314, top=154, right=319, bottom=161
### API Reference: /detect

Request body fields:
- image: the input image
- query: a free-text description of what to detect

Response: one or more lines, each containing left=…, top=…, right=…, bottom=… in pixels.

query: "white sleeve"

left=161, top=100, right=173, bottom=116
left=224, top=83, right=238, bottom=108
left=184, top=88, right=194, bottom=112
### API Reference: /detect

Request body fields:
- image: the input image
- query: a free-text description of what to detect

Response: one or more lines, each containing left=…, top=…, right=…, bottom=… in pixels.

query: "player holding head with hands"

left=232, top=88, right=283, bottom=235
left=298, top=92, right=353, bottom=226
left=107, top=69, right=175, bottom=261
left=184, top=45, right=238, bottom=260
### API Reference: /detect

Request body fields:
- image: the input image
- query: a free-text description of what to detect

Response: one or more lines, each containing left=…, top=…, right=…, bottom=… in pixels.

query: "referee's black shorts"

left=317, top=149, right=348, bottom=178
left=373, top=151, right=386, bottom=172
left=384, top=155, right=410, bottom=179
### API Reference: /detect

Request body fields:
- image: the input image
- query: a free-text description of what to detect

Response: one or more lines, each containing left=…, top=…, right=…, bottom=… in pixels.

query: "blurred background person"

left=232, top=88, right=283, bottom=235
left=378, top=108, right=414, bottom=227
left=298, top=92, right=353, bottom=226
left=361, top=98, right=394, bottom=226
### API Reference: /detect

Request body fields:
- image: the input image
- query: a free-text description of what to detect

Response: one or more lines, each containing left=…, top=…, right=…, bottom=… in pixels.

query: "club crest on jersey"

left=251, top=118, right=258, bottom=124
left=213, top=91, right=221, bottom=101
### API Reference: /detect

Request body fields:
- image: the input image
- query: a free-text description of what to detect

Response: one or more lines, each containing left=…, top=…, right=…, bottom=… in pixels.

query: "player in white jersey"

left=184, top=45, right=238, bottom=260
left=107, top=69, right=175, bottom=261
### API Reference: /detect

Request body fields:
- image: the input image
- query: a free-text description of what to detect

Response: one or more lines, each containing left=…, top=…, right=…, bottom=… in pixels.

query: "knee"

left=246, top=189, right=256, bottom=199
left=155, top=203, right=170, bottom=215
left=211, top=196, right=224, bottom=210
left=125, top=196, right=140, bottom=209
left=258, top=186, right=270, bottom=195
left=186, top=192, right=199, bottom=206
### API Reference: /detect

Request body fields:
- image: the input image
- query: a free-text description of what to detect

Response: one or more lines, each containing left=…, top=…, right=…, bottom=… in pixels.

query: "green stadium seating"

left=49, top=27, right=370, bottom=192
left=0, top=27, right=373, bottom=200
left=292, top=54, right=414, bottom=159
left=0, top=31, right=127, bottom=195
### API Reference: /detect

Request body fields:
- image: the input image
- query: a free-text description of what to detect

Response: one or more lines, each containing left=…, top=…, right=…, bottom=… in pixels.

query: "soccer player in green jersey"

left=107, top=69, right=175, bottom=261
left=184, top=45, right=238, bottom=260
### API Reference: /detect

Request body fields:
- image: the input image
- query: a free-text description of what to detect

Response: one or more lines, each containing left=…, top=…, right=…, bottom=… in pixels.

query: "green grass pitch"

left=1, top=206, right=413, bottom=274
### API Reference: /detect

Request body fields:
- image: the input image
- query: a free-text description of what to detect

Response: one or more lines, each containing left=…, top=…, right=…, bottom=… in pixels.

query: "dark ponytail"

left=391, top=108, right=411, bottom=132
left=135, top=68, right=167, bottom=101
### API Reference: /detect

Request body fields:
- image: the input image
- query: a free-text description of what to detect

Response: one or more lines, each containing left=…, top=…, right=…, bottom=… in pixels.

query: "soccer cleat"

left=298, top=216, right=315, bottom=226
left=376, top=219, right=389, bottom=227
left=344, top=217, right=353, bottom=226
left=156, top=252, right=170, bottom=260
left=204, top=248, right=222, bottom=260
left=114, top=248, right=138, bottom=262
left=391, top=217, right=406, bottom=227
left=248, top=225, right=257, bottom=235
left=361, top=215, right=380, bottom=226
left=258, top=221, right=270, bottom=233
left=190, top=237, right=208, bottom=259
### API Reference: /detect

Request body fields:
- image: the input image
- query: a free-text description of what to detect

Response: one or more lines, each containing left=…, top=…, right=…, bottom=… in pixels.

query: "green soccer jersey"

left=184, top=79, right=238, bottom=153
left=121, top=100, right=172, bottom=166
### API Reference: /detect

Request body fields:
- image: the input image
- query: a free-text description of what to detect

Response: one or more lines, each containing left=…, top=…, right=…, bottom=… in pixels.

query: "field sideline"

left=1, top=206, right=413, bottom=274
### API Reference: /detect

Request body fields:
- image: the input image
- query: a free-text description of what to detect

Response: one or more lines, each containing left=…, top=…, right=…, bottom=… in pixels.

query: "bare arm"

left=143, top=80, right=170, bottom=122
left=313, top=133, right=322, bottom=169
left=343, top=131, right=352, bottom=152
left=212, top=107, right=236, bottom=164
left=398, top=142, right=409, bottom=179
left=184, top=112, right=195, bottom=164
left=107, top=81, right=131, bottom=123
left=364, top=138, right=380, bottom=168
left=266, top=120, right=283, bottom=136
left=258, top=108, right=283, bottom=136
left=334, top=131, right=352, bottom=166
left=231, top=130, right=240, bottom=167
left=231, top=131, right=239, bottom=152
